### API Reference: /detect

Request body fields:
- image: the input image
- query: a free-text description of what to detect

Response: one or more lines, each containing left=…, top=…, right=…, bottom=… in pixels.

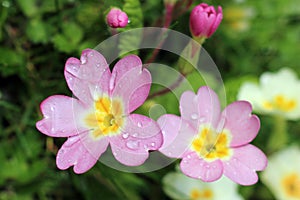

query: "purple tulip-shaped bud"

left=190, top=3, right=223, bottom=41
left=106, top=8, right=128, bottom=28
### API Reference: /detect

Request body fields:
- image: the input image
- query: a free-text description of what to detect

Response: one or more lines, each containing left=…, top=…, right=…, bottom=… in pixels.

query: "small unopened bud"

left=106, top=8, right=128, bottom=28
left=189, top=3, right=223, bottom=43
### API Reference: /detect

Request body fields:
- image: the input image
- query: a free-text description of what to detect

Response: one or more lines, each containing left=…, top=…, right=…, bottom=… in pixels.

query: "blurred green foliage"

left=1, top=0, right=300, bottom=199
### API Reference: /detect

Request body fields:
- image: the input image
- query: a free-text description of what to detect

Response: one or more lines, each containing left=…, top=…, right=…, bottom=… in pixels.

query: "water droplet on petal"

left=96, top=63, right=100, bottom=67
left=122, top=132, right=129, bottom=139
left=132, top=133, right=138, bottom=138
left=137, top=122, right=142, bottom=127
left=60, top=149, right=65, bottom=154
left=89, top=52, right=94, bottom=57
left=187, top=155, right=191, bottom=159
left=162, top=130, right=166, bottom=135
left=50, top=106, right=55, bottom=111
left=150, top=142, right=155, bottom=147
left=126, top=140, right=140, bottom=150
left=191, top=113, right=198, bottom=120
left=199, top=117, right=205, bottom=123
left=81, top=56, right=87, bottom=64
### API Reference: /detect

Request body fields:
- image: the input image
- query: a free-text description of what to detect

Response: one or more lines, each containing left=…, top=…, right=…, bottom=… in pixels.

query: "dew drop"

left=126, top=140, right=140, bottom=150
left=137, top=122, right=142, bottom=127
left=89, top=52, right=94, bottom=57
left=81, top=56, right=87, bottom=64
left=96, top=63, right=100, bottom=67
left=150, top=142, right=155, bottom=147
left=122, top=132, right=129, bottom=139
left=187, top=155, right=191, bottom=159
left=132, top=133, right=138, bottom=138
left=191, top=113, right=198, bottom=120
left=162, top=130, right=166, bottom=135
left=199, top=117, right=205, bottom=123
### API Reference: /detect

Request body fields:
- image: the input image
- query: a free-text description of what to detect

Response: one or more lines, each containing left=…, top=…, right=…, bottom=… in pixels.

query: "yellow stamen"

left=190, top=189, right=213, bottom=200
left=85, top=97, right=124, bottom=138
left=263, top=95, right=296, bottom=112
left=191, top=126, right=232, bottom=161
left=281, top=173, right=300, bottom=198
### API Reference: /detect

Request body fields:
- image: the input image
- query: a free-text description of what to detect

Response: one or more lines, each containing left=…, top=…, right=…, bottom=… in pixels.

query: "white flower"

left=237, top=68, right=300, bottom=120
left=163, top=172, right=243, bottom=200
left=262, top=146, right=300, bottom=200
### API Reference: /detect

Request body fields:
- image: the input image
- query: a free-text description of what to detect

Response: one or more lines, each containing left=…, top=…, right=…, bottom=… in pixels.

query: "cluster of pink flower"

left=36, top=3, right=267, bottom=186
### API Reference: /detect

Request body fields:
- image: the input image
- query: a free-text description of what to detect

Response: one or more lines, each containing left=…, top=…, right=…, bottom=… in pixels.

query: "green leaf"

left=118, top=0, right=143, bottom=56
left=52, top=34, right=75, bottom=53
left=52, top=22, right=83, bottom=53
left=26, top=19, right=51, bottom=44
left=62, top=22, right=83, bottom=45
left=16, top=0, right=39, bottom=17
left=0, top=47, right=26, bottom=77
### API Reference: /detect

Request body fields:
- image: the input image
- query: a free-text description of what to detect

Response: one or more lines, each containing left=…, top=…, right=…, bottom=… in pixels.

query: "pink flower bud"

left=106, top=8, right=128, bottom=28
left=189, top=3, right=223, bottom=40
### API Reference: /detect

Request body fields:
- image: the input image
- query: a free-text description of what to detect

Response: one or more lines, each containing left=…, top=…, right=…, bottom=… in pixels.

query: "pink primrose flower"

left=106, top=8, right=128, bottom=28
left=158, top=86, right=267, bottom=185
left=36, top=49, right=162, bottom=173
left=189, top=3, right=223, bottom=39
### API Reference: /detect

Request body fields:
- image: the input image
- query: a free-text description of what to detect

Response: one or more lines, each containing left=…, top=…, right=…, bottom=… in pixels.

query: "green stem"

left=267, top=115, right=288, bottom=152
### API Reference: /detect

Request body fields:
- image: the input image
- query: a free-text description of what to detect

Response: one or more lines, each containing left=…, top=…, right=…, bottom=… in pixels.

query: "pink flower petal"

left=109, top=114, right=162, bottom=166
left=180, top=91, right=199, bottom=130
left=64, top=49, right=111, bottom=104
left=158, top=114, right=195, bottom=158
left=223, top=144, right=267, bottom=185
left=222, top=101, right=260, bottom=147
left=180, top=152, right=223, bottom=182
left=111, top=63, right=151, bottom=114
left=36, top=95, right=86, bottom=137
left=110, top=144, right=148, bottom=166
left=197, top=86, right=221, bottom=128
left=56, top=134, right=109, bottom=174
left=111, top=55, right=143, bottom=89
left=179, top=87, right=220, bottom=130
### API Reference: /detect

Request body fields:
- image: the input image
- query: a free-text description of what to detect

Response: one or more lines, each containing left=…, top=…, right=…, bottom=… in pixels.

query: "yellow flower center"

left=263, top=95, right=296, bottom=112
left=85, top=96, right=124, bottom=138
left=281, top=173, right=300, bottom=198
left=191, top=126, right=232, bottom=161
left=190, top=188, right=213, bottom=200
